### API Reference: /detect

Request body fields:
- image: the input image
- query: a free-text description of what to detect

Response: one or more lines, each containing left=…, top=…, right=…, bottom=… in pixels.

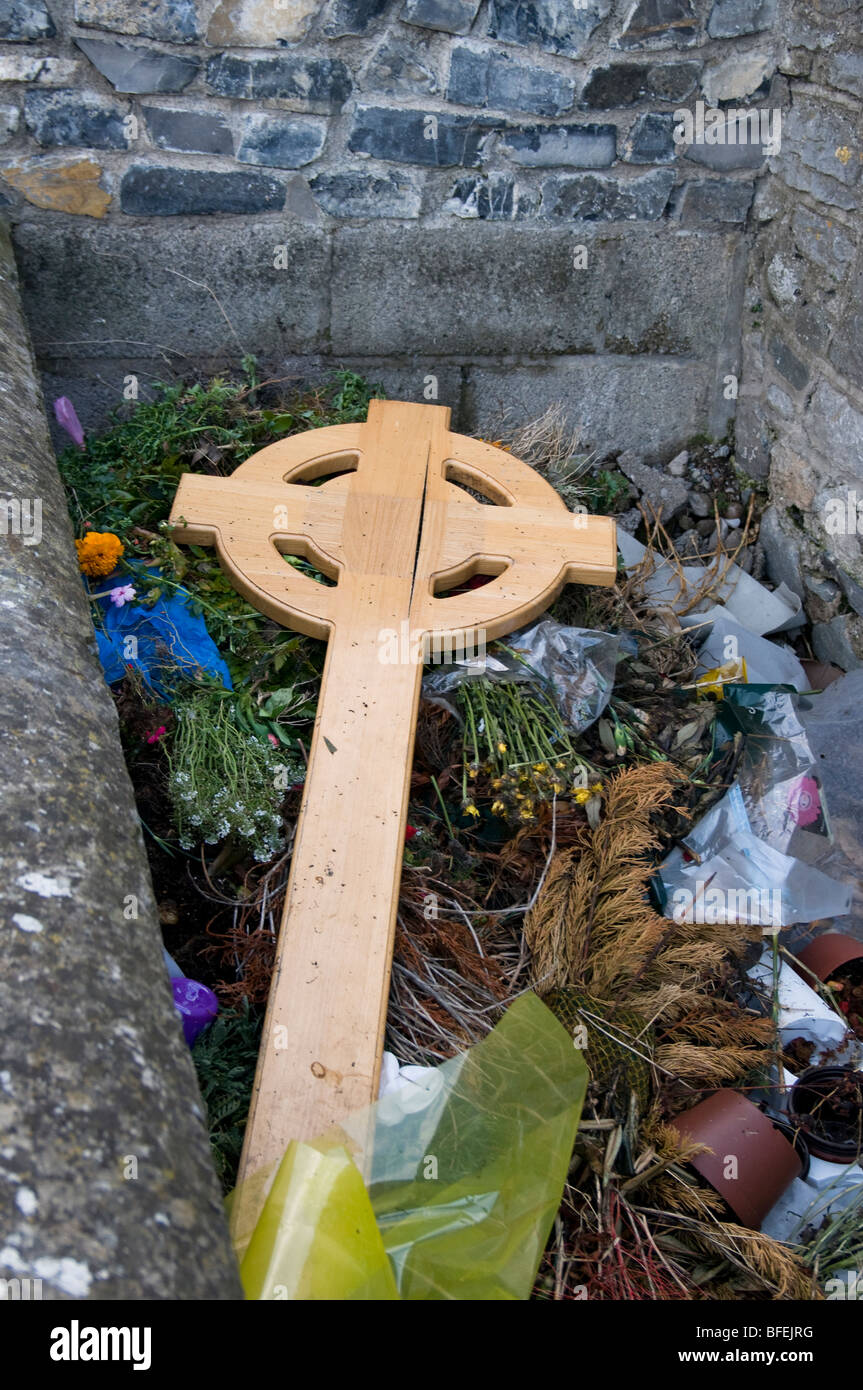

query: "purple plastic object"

left=53, top=396, right=85, bottom=449
left=172, top=977, right=219, bottom=1047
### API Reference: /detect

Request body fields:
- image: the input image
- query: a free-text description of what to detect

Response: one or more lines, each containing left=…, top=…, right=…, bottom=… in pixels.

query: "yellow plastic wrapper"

left=233, top=992, right=587, bottom=1300
left=695, top=656, right=748, bottom=697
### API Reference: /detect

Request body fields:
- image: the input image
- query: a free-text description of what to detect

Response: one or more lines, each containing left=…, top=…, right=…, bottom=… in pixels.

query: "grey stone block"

left=625, top=113, right=677, bottom=164
left=778, top=96, right=862, bottom=213
left=487, top=0, right=611, bottom=57
left=0, top=0, right=55, bottom=40
left=707, top=0, right=775, bottom=37
left=618, top=0, right=697, bottom=49
left=0, top=103, right=20, bottom=144
left=24, top=89, right=129, bottom=150
left=541, top=169, right=674, bottom=221
left=617, top=454, right=689, bottom=517
left=806, top=380, right=863, bottom=459
left=348, top=104, right=495, bottom=166
left=75, top=38, right=198, bottom=94
left=309, top=168, right=422, bottom=217
left=581, top=61, right=701, bottom=106
left=120, top=164, right=285, bottom=216
left=330, top=223, right=739, bottom=357
left=323, top=0, right=388, bottom=36
left=143, top=105, right=234, bottom=156
left=682, top=118, right=768, bottom=171
left=759, top=504, right=805, bottom=597
left=74, top=0, right=200, bottom=42
left=769, top=335, right=809, bottom=391
left=822, top=49, right=863, bottom=100
left=237, top=114, right=327, bottom=170
left=444, top=173, right=524, bottom=219
left=13, top=219, right=330, bottom=358
left=206, top=53, right=352, bottom=112
left=447, top=44, right=575, bottom=116
left=812, top=615, right=863, bottom=671
left=0, top=224, right=240, bottom=1299
left=672, top=178, right=754, bottom=224
left=402, top=0, right=481, bottom=34
left=792, top=206, right=855, bottom=279
left=466, top=358, right=711, bottom=459
left=365, top=37, right=439, bottom=95
left=828, top=260, right=863, bottom=392
left=498, top=123, right=616, bottom=168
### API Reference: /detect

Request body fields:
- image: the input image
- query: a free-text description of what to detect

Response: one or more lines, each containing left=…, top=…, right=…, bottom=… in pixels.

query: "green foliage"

left=192, top=1001, right=263, bottom=1193
left=585, top=468, right=631, bottom=516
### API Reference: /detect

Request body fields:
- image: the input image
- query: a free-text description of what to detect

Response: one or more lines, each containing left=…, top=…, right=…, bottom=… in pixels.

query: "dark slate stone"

left=143, top=105, right=233, bottom=156
left=365, top=37, right=438, bottom=95
left=237, top=114, right=327, bottom=169
left=487, top=0, right=610, bottom=57
left=443, top=173, right=540, bottom=219
left=323, top=0, right=387, bottom=36
left=672, top=177, right=754, bottom=224
left=348, top=104, right=495, bottom=166
left=73, top=0, right=200, bottom=43
left=0, top=0, right=55, bottom=40
left=581, top=61, right=701, bottom=107
left=498, top=122, right=616, bottom=167
left=402, top=0, right=481, bottom=33
left=626, top=112, right=677, bottom=163
left=120, top=164, right=284, bottom=216
left=769, top=336, right=809, bottom=391
left=683, top=113, right=767, bottom=170
left=206, top=54, right=352, bottom=112
left=24, top=89, right=129, bottom=150
left=618, top=0, right=698, bottom=48
left=541, top=168, right=674, bottom=219
left=309, top=168, right=422, bottom=217
left=75, top=38, right=198, bottom=94
left=447, top=45, right=575, bottom=116
left=707, top=0, right=775, bottom=37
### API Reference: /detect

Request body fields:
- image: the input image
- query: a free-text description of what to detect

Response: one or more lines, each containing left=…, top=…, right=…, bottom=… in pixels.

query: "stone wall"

left=737, top=0, right=863, bottom=669
left=0, top=0, right=783, bottom=459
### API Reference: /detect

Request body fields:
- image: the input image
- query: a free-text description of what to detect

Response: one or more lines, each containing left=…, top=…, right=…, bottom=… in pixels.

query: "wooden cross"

left=170, top=400, right=616, bottom=1212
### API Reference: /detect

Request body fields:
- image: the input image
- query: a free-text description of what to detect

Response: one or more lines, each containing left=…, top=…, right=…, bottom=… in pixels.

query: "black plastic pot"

left=790, top=1067, right=863, bottom=1164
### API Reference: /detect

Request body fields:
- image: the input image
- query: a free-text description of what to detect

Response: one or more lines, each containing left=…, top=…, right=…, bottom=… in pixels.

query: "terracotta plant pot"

left=794, top=933, right=863, bottom=985
left=670, top=1089, right=805, bottom=1229
left=790, top=1067, right=863, bottom=1164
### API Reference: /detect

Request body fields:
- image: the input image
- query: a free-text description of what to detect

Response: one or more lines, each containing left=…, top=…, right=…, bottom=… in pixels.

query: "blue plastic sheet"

left=92, top=566, right=232, bottom=698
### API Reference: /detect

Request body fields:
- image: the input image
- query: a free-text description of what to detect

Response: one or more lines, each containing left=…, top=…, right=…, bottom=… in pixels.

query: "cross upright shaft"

left=169, top=398, right=616, bottom=1212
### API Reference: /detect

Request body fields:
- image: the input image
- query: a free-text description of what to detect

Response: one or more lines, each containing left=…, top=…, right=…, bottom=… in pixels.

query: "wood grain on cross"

left=170, top=399, right=616, bottom=1212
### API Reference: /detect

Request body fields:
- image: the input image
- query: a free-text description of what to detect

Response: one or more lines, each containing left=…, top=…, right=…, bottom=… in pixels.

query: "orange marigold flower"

left=75, top=531, right=124, bottom=578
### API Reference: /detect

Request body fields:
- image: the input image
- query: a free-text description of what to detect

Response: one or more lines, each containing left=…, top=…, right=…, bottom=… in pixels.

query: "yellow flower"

left=533, top=762, right=547, bottom=773
left=574, top=789, right=591, bottom=804
left=590, top=782, right=603, bottom=794
left=491, top=778, right=504, bottom=791
left=463, top=803, right=480, bottom=819
left=491, top=799, right=506, bottom=815
left=497, top=741, right=508, bottom=754
left=76, top=530, right=124, bottom=578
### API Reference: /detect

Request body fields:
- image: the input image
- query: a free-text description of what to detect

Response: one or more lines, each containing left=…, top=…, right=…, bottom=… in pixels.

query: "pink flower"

left=268, top=734, right=279, bottom=747
left=146, top=726, right=167, bottom=745
left=54, top=397, right=85, bottom=449
left=109, top=584, right=136, bottom=608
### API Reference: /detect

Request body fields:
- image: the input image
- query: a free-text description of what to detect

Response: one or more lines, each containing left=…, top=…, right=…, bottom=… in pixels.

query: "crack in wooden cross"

left=169, top=399, right=616, bottom=1217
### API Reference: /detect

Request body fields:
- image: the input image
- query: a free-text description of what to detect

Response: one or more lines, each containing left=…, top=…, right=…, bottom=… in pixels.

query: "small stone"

left=0, top=154, right=110, bottom=216
left=725, top=500, right=744, bottom=520
left=237, top=114, right=327, bottom=170
left=618, top=0, right=697, bottom=49
left=120, top=164, right=284, bottom=216
left=323, top=0, right=387, bottom=35
left=707, top=0, right=775, bottom=38
left=616, top=507, right=643, bottom=535
left=348, top=105, right=494, bottom=167
left=676, top=511, right=694, bottom=531
left=158, top=900, right=179, bottom=926
left=688, top=490, right=711, bottom=517
left=581, top=62, right=701, bottom=107
left=208, top=0, right=322, bottom=45
left=668, top=450, right=688, bottom=475
left=0, top=56, right=81, bottom=84
left=617, top=455, right=689, bottom=520
left=0, top=103, right=20, bottom=145
left=625, top=112, right=677, bottom=165
left=696, top=517, right=715, bottom=537
left=488, top=0, right=610, bottom=57
left=143, top=106, right=233, bottom=156
left=24, top=90, right=129, bottom=150
left=402, top=0, right=481, bottom=33
left=447, top=44, right=575, bottom=117
left=672, top=178, right=755, bottom=225
left=74, top=0, right=200, bottom=42
left=498, top=123, right=615, bottom=168
left=0, top=1, right=55, bottom=41
left=541, top=168, right=674, bottom=221
left=702, top=53, right=771, bottom=104
left=365, top=37, right=438, bottom=96
left=309, top=168, right=422, bottom=218
left=206, top=53, right=352, bottom=112
left=713, top=444, right=730, bottom=457
left=75, top=38, right=198, bottom=94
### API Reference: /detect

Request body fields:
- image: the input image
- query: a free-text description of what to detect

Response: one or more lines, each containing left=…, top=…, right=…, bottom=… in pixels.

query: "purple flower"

left=53, top=397, right=85, bottom=449
left=109, top=584, right=136, bottom=608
